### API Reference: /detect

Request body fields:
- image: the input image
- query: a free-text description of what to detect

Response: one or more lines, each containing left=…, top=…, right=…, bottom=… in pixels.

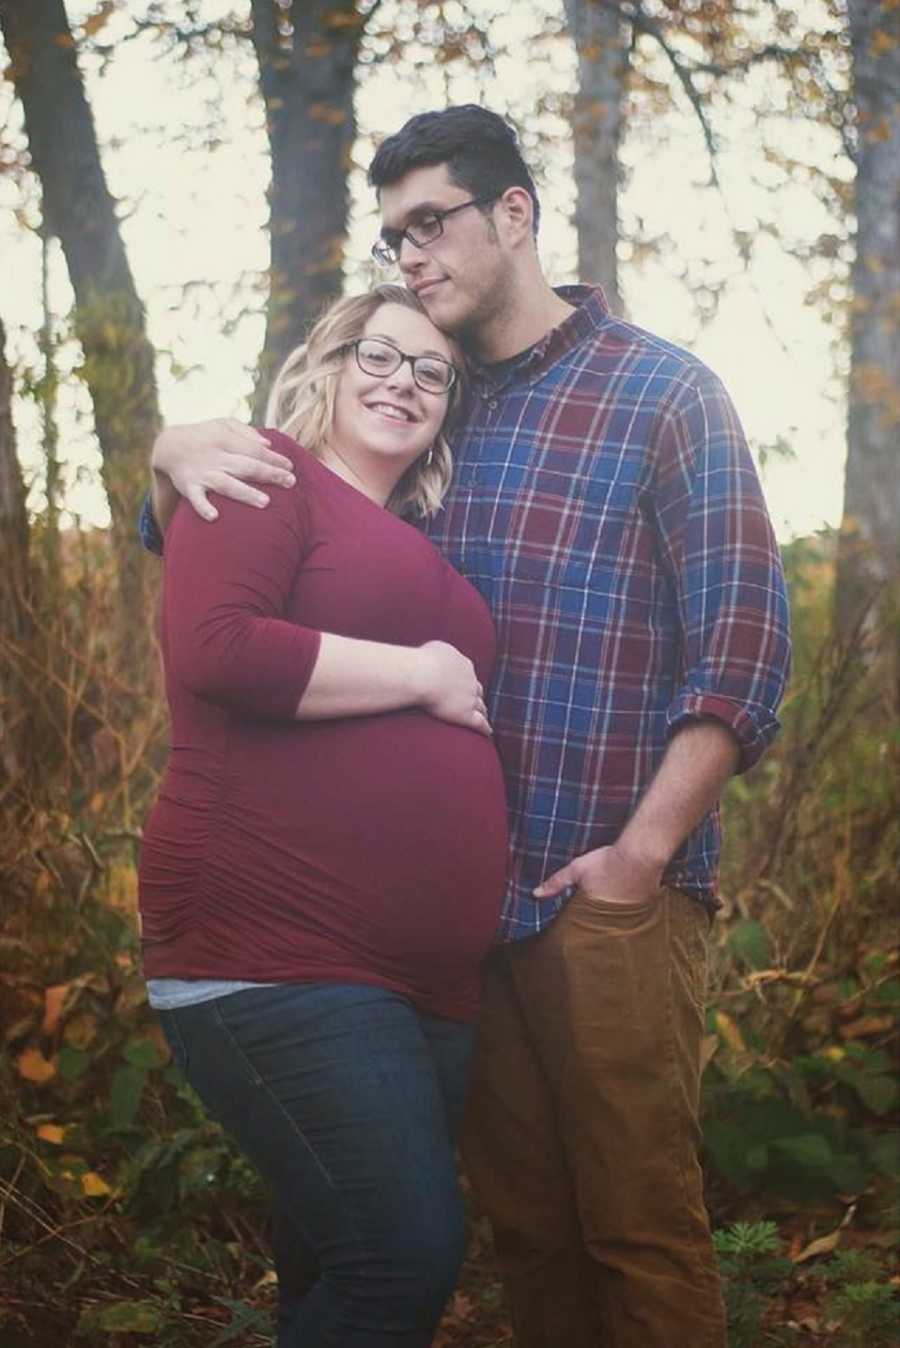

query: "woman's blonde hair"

left=264, top=285, right=466, bottom=518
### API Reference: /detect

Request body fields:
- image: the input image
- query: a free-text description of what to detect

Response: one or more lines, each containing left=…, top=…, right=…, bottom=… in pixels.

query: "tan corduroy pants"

left=461, top=886, right=727, bottom=1348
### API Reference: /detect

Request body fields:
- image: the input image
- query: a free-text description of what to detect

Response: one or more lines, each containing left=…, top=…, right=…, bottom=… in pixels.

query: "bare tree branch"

left=623, top=1, right=721, bottom=185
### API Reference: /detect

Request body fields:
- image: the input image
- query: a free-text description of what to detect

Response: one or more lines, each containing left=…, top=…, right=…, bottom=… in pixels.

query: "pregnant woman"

left=138, top=285, right=508, bottom=1347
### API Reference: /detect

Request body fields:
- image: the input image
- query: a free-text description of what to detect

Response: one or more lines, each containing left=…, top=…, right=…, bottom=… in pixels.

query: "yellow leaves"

left=712, top=1009, right=746, bottom=1055
left=82, top=3, right=117, bottom=41
left=42, top=983, right=72, bottom=1036
left=57, top=1164, right=117, bottom=1198
left=81, top=1171, right=113, bottom=1197
left=42, top=975, right=99, bottom=1036
left=16, top=1046, right=57, bottom=1084
left=792, top=1226, right=842, bottom=1263
left=36, top=1123, right=66, bottom=1145
left=105, top=862, right=137, bottom=914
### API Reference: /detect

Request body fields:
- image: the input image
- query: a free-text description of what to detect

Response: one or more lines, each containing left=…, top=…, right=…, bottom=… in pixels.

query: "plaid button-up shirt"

left=140, top=286, right=791, bottom=943
left=423, top=286, right=791, bottom=939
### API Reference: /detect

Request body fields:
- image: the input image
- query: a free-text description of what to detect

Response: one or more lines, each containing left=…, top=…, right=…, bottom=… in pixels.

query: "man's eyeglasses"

left=340, top=337, right=458, bottom=395
left=372, top=194, right=499, bottom=268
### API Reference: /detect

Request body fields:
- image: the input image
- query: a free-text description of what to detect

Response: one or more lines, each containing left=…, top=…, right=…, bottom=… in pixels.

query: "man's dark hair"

left=368, top=105, right=541, bottom=235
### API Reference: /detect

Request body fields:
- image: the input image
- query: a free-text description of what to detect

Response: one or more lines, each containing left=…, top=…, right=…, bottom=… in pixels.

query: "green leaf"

left=746, top=1143, right=769, bottom=1172
left=98, top=1300, right=163, bottom=1332
left=58, top=1045, right=91, bottom=1081
left=871, top=977, right=900, bottom=1008
left=124, top=1038, right=165, bottom=1070
left=109, top=1064, right=147, bottom=1130
left=866, top=1132, right=900, bottom=1179
left=727, top=919, right=773, bottom=971
left=209, top=1297, right=273, bottom=1347
left=854, top=1073, right=900, bottom=1117
left=76, top=1299, right=163, bottom=1334
left=178, top=1145, right=223, bottom=1193
left=771, top=1133, right=833, bottom=1171
left=828, top=1151, right=869, bottom=1195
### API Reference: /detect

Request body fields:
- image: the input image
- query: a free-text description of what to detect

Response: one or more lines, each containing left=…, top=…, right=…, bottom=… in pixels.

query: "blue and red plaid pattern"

left=424, top=287, right=791, bottom=940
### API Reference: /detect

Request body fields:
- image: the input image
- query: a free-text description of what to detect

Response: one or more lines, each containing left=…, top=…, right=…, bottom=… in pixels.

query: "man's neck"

left=471, top=281, right=576, bottom=365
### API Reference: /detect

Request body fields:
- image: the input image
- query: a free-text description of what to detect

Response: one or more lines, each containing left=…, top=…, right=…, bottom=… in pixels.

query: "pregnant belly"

left=146, top=710, right=509, bottom=977
left=250, top=710, right=508, bottom=894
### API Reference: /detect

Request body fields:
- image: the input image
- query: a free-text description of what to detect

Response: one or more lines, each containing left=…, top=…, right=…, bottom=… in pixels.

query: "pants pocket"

left=569, top=884, right=663, bottom=930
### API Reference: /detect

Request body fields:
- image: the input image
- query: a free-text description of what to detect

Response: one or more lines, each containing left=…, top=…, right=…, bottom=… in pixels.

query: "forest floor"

left=1, top=1196, right=896, bottom=1346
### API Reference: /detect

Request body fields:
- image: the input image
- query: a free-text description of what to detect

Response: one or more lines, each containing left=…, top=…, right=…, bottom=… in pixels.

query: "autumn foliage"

left=0, top=532, right=897, bottom=1346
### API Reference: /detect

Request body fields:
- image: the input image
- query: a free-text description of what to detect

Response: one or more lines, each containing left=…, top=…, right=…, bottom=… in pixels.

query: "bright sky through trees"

left=0, top=0, right=850, bottom=540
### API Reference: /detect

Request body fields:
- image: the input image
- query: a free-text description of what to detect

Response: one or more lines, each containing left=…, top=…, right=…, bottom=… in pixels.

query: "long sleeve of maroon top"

left=163, top=458, right=321, bottom=719
left=138, top=434, right=508, bottom=1021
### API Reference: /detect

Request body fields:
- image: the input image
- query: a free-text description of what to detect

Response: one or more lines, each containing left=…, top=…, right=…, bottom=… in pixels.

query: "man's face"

left=377, top=164, right=515, bottom=346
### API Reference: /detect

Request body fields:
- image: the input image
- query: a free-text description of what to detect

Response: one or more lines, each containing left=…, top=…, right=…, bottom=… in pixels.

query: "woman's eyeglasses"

left=340, top=337, right=457, bottom=395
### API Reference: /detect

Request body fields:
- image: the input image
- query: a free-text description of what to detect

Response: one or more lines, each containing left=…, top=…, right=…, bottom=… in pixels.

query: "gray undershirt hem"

left=146, top=977, right=278, bottom=1010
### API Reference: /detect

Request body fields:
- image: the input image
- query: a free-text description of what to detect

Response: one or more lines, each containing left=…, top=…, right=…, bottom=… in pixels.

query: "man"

left=143, top=106, right=791, bottom=1347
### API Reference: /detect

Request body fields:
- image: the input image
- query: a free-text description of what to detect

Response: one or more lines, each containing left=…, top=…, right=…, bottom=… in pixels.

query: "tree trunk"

left=250, top=0, right=368, bottom=419
left=836, top=0, right=900, bottom=695
left=0, top=0, right=160, bottom=617
left=0, top=315, right=33, bottom=788
left=562, top=0, right=627, bottom=315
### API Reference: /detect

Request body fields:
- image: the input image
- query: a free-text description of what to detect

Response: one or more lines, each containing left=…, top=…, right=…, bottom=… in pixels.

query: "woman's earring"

left=425, top=445, right=434, bottom=467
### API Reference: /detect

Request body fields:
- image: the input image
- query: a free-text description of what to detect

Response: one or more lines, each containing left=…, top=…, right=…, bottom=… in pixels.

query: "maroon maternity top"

left=138, top=432, right=508, bottom=1020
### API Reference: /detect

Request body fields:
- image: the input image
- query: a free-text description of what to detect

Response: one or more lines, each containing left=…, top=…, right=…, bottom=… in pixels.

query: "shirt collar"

left=470, top=285, right=611, bottom=396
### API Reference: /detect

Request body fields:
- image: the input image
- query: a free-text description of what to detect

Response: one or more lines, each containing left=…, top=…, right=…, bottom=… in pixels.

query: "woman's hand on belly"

left=417, top=641, right=492, bottom=737
left=296, top=635, right=491, bottom=735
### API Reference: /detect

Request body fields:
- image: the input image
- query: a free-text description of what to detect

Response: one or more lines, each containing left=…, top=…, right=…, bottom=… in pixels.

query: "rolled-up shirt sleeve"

left=162, top=444, right=320, bottom=720
left=652, top=373, right=791, bottom=772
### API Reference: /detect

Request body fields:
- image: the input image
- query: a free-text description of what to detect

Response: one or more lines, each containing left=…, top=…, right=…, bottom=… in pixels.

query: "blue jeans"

left=159, top=982, right=474, bottom=1347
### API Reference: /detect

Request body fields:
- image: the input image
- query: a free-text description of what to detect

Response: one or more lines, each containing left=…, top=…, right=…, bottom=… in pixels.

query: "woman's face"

left=328, top=303, right=456, bottom=499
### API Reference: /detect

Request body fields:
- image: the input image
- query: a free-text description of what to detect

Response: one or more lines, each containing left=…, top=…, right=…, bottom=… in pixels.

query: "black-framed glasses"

left=341, top=337, right=458, bottom=395
left=372, top=193, right=499, bottom=267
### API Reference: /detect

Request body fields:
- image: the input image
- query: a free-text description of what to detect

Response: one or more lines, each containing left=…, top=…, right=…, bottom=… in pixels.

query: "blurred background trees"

left=1, top=0, right=161, bottom=618
left=837, top=0, right=899, bottom=696
left=0, top=3, right=897, bottom=1344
